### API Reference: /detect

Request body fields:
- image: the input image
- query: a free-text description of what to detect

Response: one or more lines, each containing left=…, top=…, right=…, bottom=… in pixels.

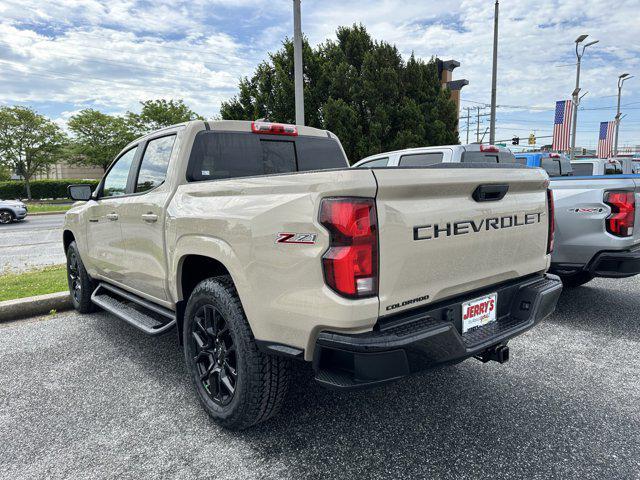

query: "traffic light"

left=528, top=134, right=536, bottom=145
left=512, top=137, right=520, bottom=145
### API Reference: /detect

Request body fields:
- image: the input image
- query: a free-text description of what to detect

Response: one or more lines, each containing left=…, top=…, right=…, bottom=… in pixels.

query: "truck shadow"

left=85, top=276, right=638, bottom=479
left=550, top=276, right=640, bottom=340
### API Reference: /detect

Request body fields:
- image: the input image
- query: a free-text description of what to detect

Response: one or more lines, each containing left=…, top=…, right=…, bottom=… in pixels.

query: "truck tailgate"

left=372, top=167, right=551, bottom=315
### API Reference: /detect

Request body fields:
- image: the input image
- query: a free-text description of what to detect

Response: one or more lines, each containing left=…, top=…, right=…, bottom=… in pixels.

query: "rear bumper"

left=552, top=244, right=640, bottom=279
left=587, top=246, right=640, bottom=278
left=313, top=273, right=562, bottom=390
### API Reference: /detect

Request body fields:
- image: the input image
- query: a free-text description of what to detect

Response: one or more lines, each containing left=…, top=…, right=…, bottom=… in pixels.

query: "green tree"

left=127, top=99, right=204, bottom=134
left=67, top=109, right=136, bottom=172
left=0, top=106, right=66, bottom=200
left=221, top=24, right=459, bottom=163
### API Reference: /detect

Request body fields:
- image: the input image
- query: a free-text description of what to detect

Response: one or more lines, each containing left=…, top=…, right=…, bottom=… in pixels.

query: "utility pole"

left=614, top=73, right=633, bottom=157
left=476, top=107, right=481, bottom=143
left=465, top=107, right=471, bottom=144
left=570, top=34, right=598, bottom=161
left=293, top=0, right=305, bottom=125
left=489, top=0, right=499, bottom=145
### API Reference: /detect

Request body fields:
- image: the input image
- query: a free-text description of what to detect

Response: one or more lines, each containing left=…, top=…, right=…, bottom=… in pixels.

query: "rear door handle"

left=141, top=213, right=158, bottom=223
left=106, top=213, right=119, bottom=221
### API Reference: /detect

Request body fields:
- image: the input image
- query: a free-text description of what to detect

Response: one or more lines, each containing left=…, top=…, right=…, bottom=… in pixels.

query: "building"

left=33, top=162, right=104, bottom=181
left=436, top=59, right=469, bottom=117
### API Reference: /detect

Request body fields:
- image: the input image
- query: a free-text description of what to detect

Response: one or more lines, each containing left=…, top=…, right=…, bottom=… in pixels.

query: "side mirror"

left=68, top=184, right=93, bottom=201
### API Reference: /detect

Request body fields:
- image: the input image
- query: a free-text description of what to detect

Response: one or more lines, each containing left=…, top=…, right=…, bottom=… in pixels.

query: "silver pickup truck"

left=549, top=175, right=640, bottom=286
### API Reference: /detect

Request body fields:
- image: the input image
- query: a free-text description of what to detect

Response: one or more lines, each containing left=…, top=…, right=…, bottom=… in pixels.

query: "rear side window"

left=399, top=152, right=444, bottom=167
left=541, top=158, right=561, bottom=177
left=571, top=163, right=594, bottom=176
left=462, top=151, right=517, bottom=164
left=359, top=158, right=389, bottom=168
left=136, top=135, right=176, bottom=193
left=187, top=132, right=347, bottom=181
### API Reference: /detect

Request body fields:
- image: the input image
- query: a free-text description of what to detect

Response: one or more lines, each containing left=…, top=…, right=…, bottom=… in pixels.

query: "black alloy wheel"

left=0, top=211, right=13, bottom=224
left=67, top=249, right=82, bottom=304
left=191, top=304, right=238, bottom=406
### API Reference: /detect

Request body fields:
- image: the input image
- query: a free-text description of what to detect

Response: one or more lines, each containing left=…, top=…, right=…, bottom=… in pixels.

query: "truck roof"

left=129, top=120, right=332, bottom=147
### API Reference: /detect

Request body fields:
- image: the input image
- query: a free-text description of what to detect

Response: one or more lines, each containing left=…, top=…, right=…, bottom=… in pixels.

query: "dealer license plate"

left=462, top=293, right=497, bottom=333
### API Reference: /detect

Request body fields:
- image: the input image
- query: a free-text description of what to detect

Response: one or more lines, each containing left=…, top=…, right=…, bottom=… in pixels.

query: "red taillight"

left=319, top=198, right=378, bottom=298
left=547, top=189, right=555, bottom=254
left=605, top=191, right=635, bottom=237
left=480, top=145, right=499, bottom=153
left=251, top=121, right=298, bottom=136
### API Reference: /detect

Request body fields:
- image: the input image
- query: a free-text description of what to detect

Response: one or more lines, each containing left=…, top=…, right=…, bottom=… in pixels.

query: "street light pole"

left=293, top=0, right=305, bottom=126
left=489, top=0, right=499, bottom=145
left=614, top=73, right=634, bottom=157
left=569, top=35, right=598, bottom=161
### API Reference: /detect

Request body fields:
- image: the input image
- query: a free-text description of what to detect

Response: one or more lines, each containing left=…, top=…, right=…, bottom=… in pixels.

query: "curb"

left=28, top=211, right=69, bottom=216
left=0, top=291, right=72, bottom=323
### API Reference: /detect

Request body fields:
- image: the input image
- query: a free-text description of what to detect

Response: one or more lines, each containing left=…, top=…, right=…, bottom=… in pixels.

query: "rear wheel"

left=559, top=271, right=594, bottom=288
left=0, top=210, right=14, bottom=224
left=66, top=241, right=96, bottom=313
left=183, top=276, right=290, bottom=430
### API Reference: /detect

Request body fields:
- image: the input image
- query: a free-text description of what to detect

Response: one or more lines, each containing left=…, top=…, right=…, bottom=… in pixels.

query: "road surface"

left=0, top=214, right=65, bottom=273
left=0, top=276, right=638, bottom=479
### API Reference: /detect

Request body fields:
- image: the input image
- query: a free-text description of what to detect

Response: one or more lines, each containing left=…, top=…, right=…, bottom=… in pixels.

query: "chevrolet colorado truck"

left=64, top=121, right=561, bottom=429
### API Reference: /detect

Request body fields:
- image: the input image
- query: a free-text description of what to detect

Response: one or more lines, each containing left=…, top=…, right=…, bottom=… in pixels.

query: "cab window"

left=359, top=158, right=389, bottom=168
left=399, top=152, right=444, bottom=167
left=571, top=163, right=594, bottom=176
left=540, top=158, right=561, bottom=177
left=605, top=162, right=622, bottom=175
left=102, top=147, right=138, bottom=197
left=136, top=135, right=176, bottom=193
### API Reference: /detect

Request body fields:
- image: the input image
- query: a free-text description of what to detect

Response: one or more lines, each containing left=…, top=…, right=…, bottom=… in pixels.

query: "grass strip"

left=0, top=265, right=67, bottom=302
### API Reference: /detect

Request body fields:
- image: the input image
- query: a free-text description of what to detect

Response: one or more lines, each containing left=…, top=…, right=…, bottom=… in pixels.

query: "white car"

left=0, top=199, right=27, bottom=224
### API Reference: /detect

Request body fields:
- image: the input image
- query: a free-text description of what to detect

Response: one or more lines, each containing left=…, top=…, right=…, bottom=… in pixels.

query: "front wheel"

left=183, top=276, right=290, bottom=430
left=0, top=210, right=14, bottom=224
left=66, top=241, right=96, bottom=313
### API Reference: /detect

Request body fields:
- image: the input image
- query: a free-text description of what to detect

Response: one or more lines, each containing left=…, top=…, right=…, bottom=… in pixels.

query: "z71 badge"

left=276, top=233, right=317, bottom=245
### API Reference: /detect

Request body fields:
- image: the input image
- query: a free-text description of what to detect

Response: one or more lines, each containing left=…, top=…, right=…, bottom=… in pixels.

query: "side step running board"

left=91, top=282, right=176, bottom=336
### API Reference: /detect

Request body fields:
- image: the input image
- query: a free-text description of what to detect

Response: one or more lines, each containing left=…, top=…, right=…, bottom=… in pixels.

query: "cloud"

left=0, top=0, right=638, bottom=148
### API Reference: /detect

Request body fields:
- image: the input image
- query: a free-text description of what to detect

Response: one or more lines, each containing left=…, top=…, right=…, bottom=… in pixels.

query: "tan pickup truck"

left=64, top=120, right=562, bottom=429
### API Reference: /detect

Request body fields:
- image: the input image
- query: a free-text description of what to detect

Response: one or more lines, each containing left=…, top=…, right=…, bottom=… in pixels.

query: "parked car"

left=514, top=152, right=573, bottom=177
left=64, top=122, right=561, bottom=429
left=0, top=199, right=27, bottom=224
left=353, top=144, right=518, bottom=168
left=570, top=158, right=625, bottom=176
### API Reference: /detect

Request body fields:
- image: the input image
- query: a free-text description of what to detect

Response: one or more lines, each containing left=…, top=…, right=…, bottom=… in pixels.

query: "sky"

left=0, top=0, right=639, bottom=152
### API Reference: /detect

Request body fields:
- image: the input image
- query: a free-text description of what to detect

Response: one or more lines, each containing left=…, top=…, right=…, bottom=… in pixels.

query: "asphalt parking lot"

left=0, top=214, right=65, bottom=272
left=1, top=277, right=639, bottom=480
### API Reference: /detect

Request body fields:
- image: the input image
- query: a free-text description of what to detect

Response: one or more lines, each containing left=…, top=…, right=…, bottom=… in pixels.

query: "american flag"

left=597, top=121, right=615, bottom=158
left=552, top=100, right=573, bottom=151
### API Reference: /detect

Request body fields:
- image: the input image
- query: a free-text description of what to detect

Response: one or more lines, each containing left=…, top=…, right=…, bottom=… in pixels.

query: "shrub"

left=0, top=179, right=100, bottom=200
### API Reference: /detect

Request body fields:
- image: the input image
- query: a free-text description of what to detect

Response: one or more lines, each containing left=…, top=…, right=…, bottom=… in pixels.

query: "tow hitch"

left=475, top=344, right=510, bottom=364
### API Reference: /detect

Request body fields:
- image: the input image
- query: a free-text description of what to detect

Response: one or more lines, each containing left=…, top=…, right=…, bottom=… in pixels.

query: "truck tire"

left=183, top=276, right=290, bottom=430
left=559, top=271, right=594, bottom=288
left=66, top=241, right=96, bottom=313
